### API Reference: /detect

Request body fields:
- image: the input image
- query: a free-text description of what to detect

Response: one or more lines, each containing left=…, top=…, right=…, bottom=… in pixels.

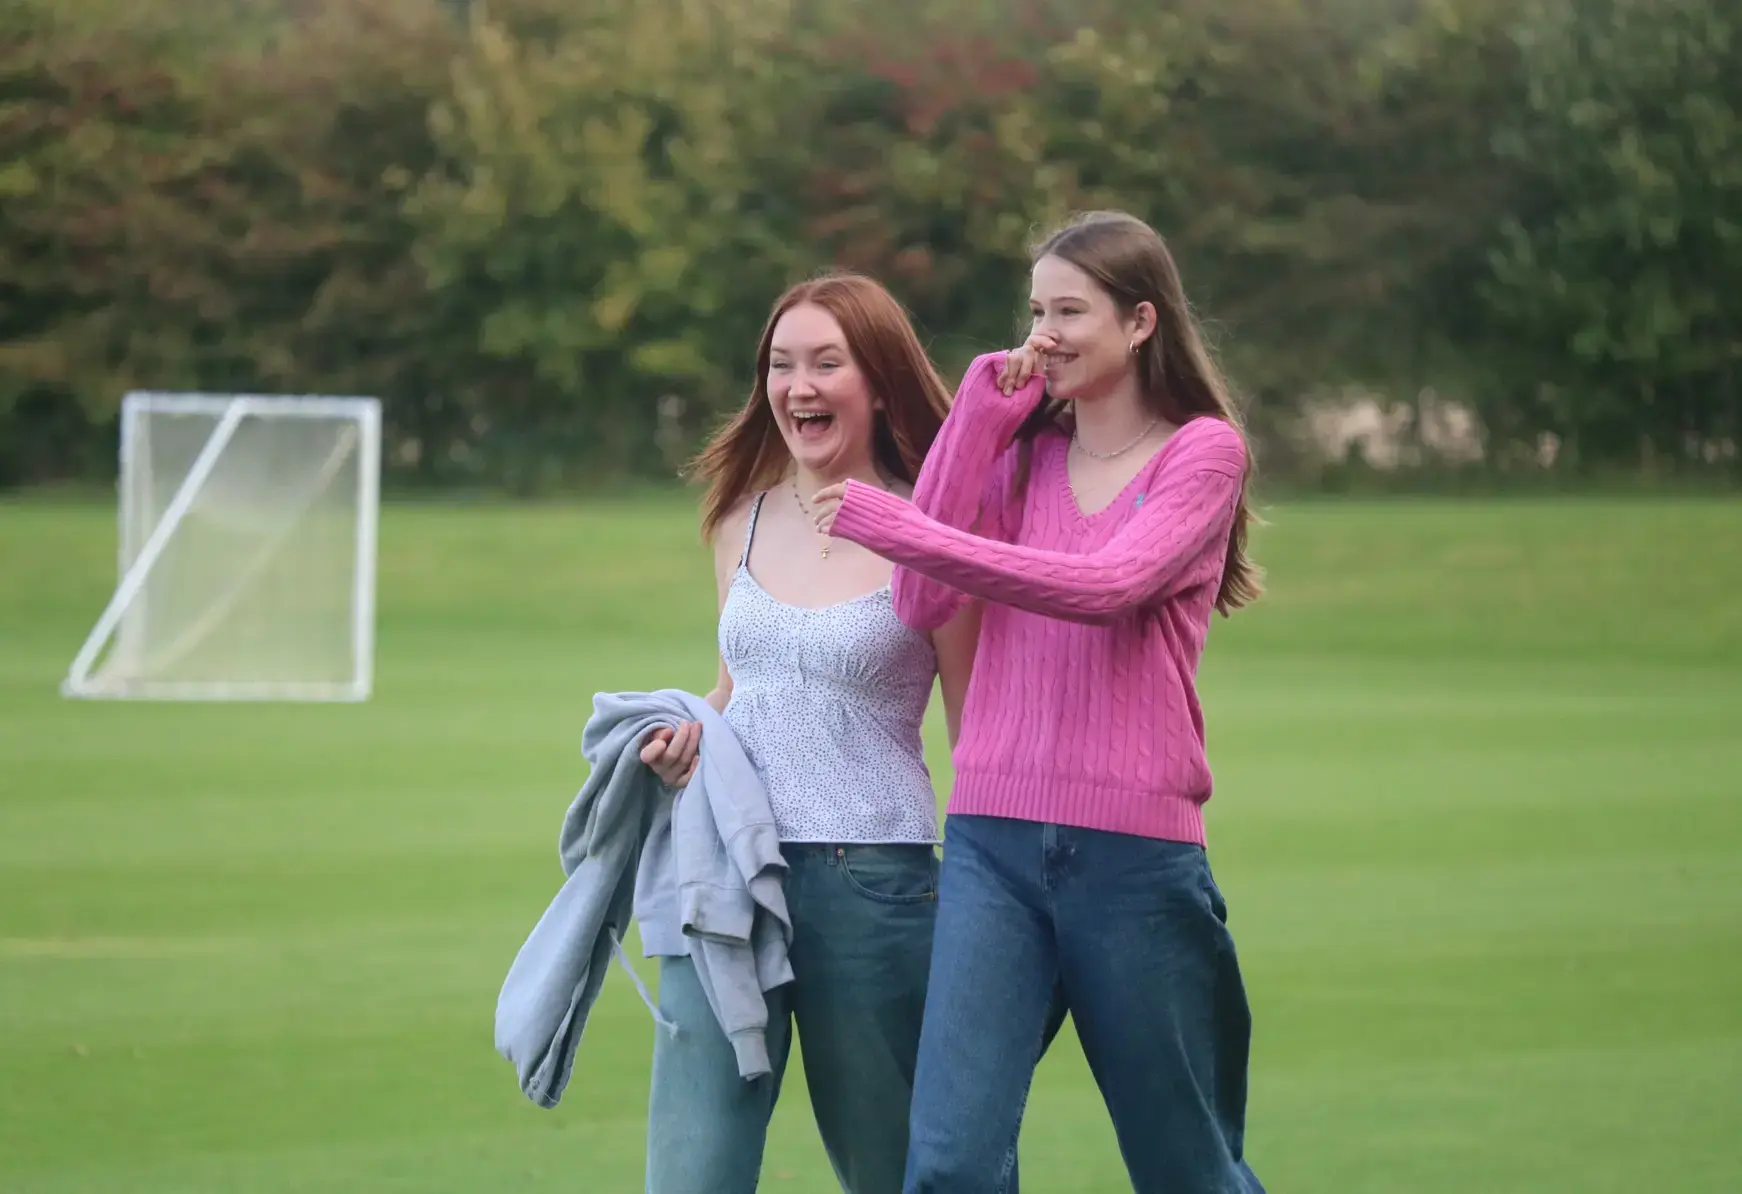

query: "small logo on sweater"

left=1133, top=493, right=1145, bottom=508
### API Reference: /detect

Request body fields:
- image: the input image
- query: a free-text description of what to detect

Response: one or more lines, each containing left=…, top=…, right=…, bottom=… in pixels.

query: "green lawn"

left=2, top=495, right=1739, bottom=1193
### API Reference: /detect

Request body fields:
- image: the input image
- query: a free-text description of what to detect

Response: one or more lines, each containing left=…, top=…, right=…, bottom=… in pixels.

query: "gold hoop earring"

left=1129, top=339, right=1139, bottom=355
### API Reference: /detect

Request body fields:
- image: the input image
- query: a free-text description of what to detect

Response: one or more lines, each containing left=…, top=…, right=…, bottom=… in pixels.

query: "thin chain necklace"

left=792, top=473, right=888, bottom=559
left=1071, top=418, right=1160, bottom=461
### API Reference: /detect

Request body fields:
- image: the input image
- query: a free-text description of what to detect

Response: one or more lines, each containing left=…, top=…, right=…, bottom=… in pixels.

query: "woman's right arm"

left=892, top=352, right=1044, bottom=630
left=701, top=506, right=742, bottom=715
left=831, top=421, right=1246, bottom=625
left=643, top=501, right=746, bottom=783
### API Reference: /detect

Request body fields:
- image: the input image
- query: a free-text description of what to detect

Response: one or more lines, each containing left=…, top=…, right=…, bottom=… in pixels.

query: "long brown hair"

left=692, top=273, right=953, bottom=541
left=1016, top=211, right=1262, bottom=614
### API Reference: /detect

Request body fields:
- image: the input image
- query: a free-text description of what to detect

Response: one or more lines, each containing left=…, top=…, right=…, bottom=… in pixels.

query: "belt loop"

left=829, top=845, right=844, bottom=867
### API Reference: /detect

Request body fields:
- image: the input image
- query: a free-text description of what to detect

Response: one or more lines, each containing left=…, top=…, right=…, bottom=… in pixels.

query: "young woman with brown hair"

left=814, top=213, right=1267, bottom=1194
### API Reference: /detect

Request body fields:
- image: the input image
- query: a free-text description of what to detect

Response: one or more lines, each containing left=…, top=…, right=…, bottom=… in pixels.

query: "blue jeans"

left=646, top=843, right=938, bottom=1194
left=904, top=815, right=1265, bottom=1194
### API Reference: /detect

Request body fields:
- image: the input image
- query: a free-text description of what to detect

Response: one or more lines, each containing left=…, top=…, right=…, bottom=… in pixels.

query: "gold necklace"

left=1071, top=418, right=1160, bottom=460
left=790, top=479, right=830, bottom=559
left=791, top=474, right=888, bottom=559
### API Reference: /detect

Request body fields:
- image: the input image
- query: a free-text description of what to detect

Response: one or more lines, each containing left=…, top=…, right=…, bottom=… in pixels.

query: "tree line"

left=2, top=0, right=1736, bottom=491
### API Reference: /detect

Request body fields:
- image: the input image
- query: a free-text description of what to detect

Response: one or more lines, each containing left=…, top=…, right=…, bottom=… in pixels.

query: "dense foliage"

left=2, top=0, right=1735, bottom=488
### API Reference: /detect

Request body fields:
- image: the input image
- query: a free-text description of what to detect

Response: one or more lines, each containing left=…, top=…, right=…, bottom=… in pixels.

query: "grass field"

left=2, top=494, right=1740, bottom=1194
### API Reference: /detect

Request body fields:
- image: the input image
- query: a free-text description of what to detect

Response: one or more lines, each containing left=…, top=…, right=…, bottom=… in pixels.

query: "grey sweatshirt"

left=494, top=690, right=793, bottom=1109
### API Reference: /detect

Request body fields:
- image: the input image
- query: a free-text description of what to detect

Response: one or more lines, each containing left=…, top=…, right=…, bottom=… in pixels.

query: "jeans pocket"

left=836, top=845, right=939, bottom=905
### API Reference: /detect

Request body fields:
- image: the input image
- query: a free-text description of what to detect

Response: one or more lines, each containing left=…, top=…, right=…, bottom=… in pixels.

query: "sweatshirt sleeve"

left=832, top=419, right=1246, bottom=625
left=888, top=352, right=1043, bottom=630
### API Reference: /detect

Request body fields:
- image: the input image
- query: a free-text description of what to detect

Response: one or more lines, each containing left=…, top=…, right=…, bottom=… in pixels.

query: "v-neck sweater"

left=829, top=352, right=1247, bottom=844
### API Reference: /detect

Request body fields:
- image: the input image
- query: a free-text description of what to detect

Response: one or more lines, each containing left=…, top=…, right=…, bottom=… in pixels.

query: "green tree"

left=0, top=0, right=464, bottom=485
left=1482, top=0, right=1741, bottom=471
left=406, top=0, right=804, bottom=488
left=0, top=0, right=216, bottom=482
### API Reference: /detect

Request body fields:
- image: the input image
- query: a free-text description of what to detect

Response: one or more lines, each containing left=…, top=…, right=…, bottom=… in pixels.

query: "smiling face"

left=1029, top=253, right=1154, bottom=403
left=766, top=302, right=880, bottom=476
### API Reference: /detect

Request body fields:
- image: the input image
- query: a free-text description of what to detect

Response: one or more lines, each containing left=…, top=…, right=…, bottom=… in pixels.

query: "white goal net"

left=62, top=393, right=382, bottom=702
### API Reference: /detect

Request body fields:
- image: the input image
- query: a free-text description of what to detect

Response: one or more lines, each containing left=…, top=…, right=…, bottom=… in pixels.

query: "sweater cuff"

left=961, top=352, right=1046, bottom=433
left=730, top=1029, right=772, bottom=1079
left=831, top=480, right=910, bottom=553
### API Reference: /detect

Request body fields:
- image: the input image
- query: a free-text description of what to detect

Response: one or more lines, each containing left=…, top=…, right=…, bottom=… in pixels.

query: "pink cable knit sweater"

left=829, top=352, right=1247, bottom=844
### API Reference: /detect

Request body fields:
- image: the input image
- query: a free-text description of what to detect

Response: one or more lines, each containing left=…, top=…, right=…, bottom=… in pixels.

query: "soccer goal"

left=62, top=393, right=382, bottom=702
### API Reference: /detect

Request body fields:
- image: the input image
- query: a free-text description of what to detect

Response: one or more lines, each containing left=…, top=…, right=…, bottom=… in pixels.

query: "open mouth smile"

left=790, top=409, right=836, bottom=438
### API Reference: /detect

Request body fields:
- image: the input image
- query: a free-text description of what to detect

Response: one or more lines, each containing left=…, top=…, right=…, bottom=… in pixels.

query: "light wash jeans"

left=903, top=814, right=1266, bottom=1194
left=646, top=842, right=937, bottom=1194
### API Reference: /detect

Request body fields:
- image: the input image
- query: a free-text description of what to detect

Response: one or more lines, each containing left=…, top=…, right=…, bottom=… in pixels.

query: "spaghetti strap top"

left=718, top=492, right=940, bottom=843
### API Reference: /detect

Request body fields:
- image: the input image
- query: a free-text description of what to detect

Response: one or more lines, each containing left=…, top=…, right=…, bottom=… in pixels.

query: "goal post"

left=62, top=392, right=383, bottom=702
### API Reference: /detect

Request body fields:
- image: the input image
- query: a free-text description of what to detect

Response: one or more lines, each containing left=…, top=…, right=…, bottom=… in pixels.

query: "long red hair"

left=691, top=273, right=952, bottom=541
